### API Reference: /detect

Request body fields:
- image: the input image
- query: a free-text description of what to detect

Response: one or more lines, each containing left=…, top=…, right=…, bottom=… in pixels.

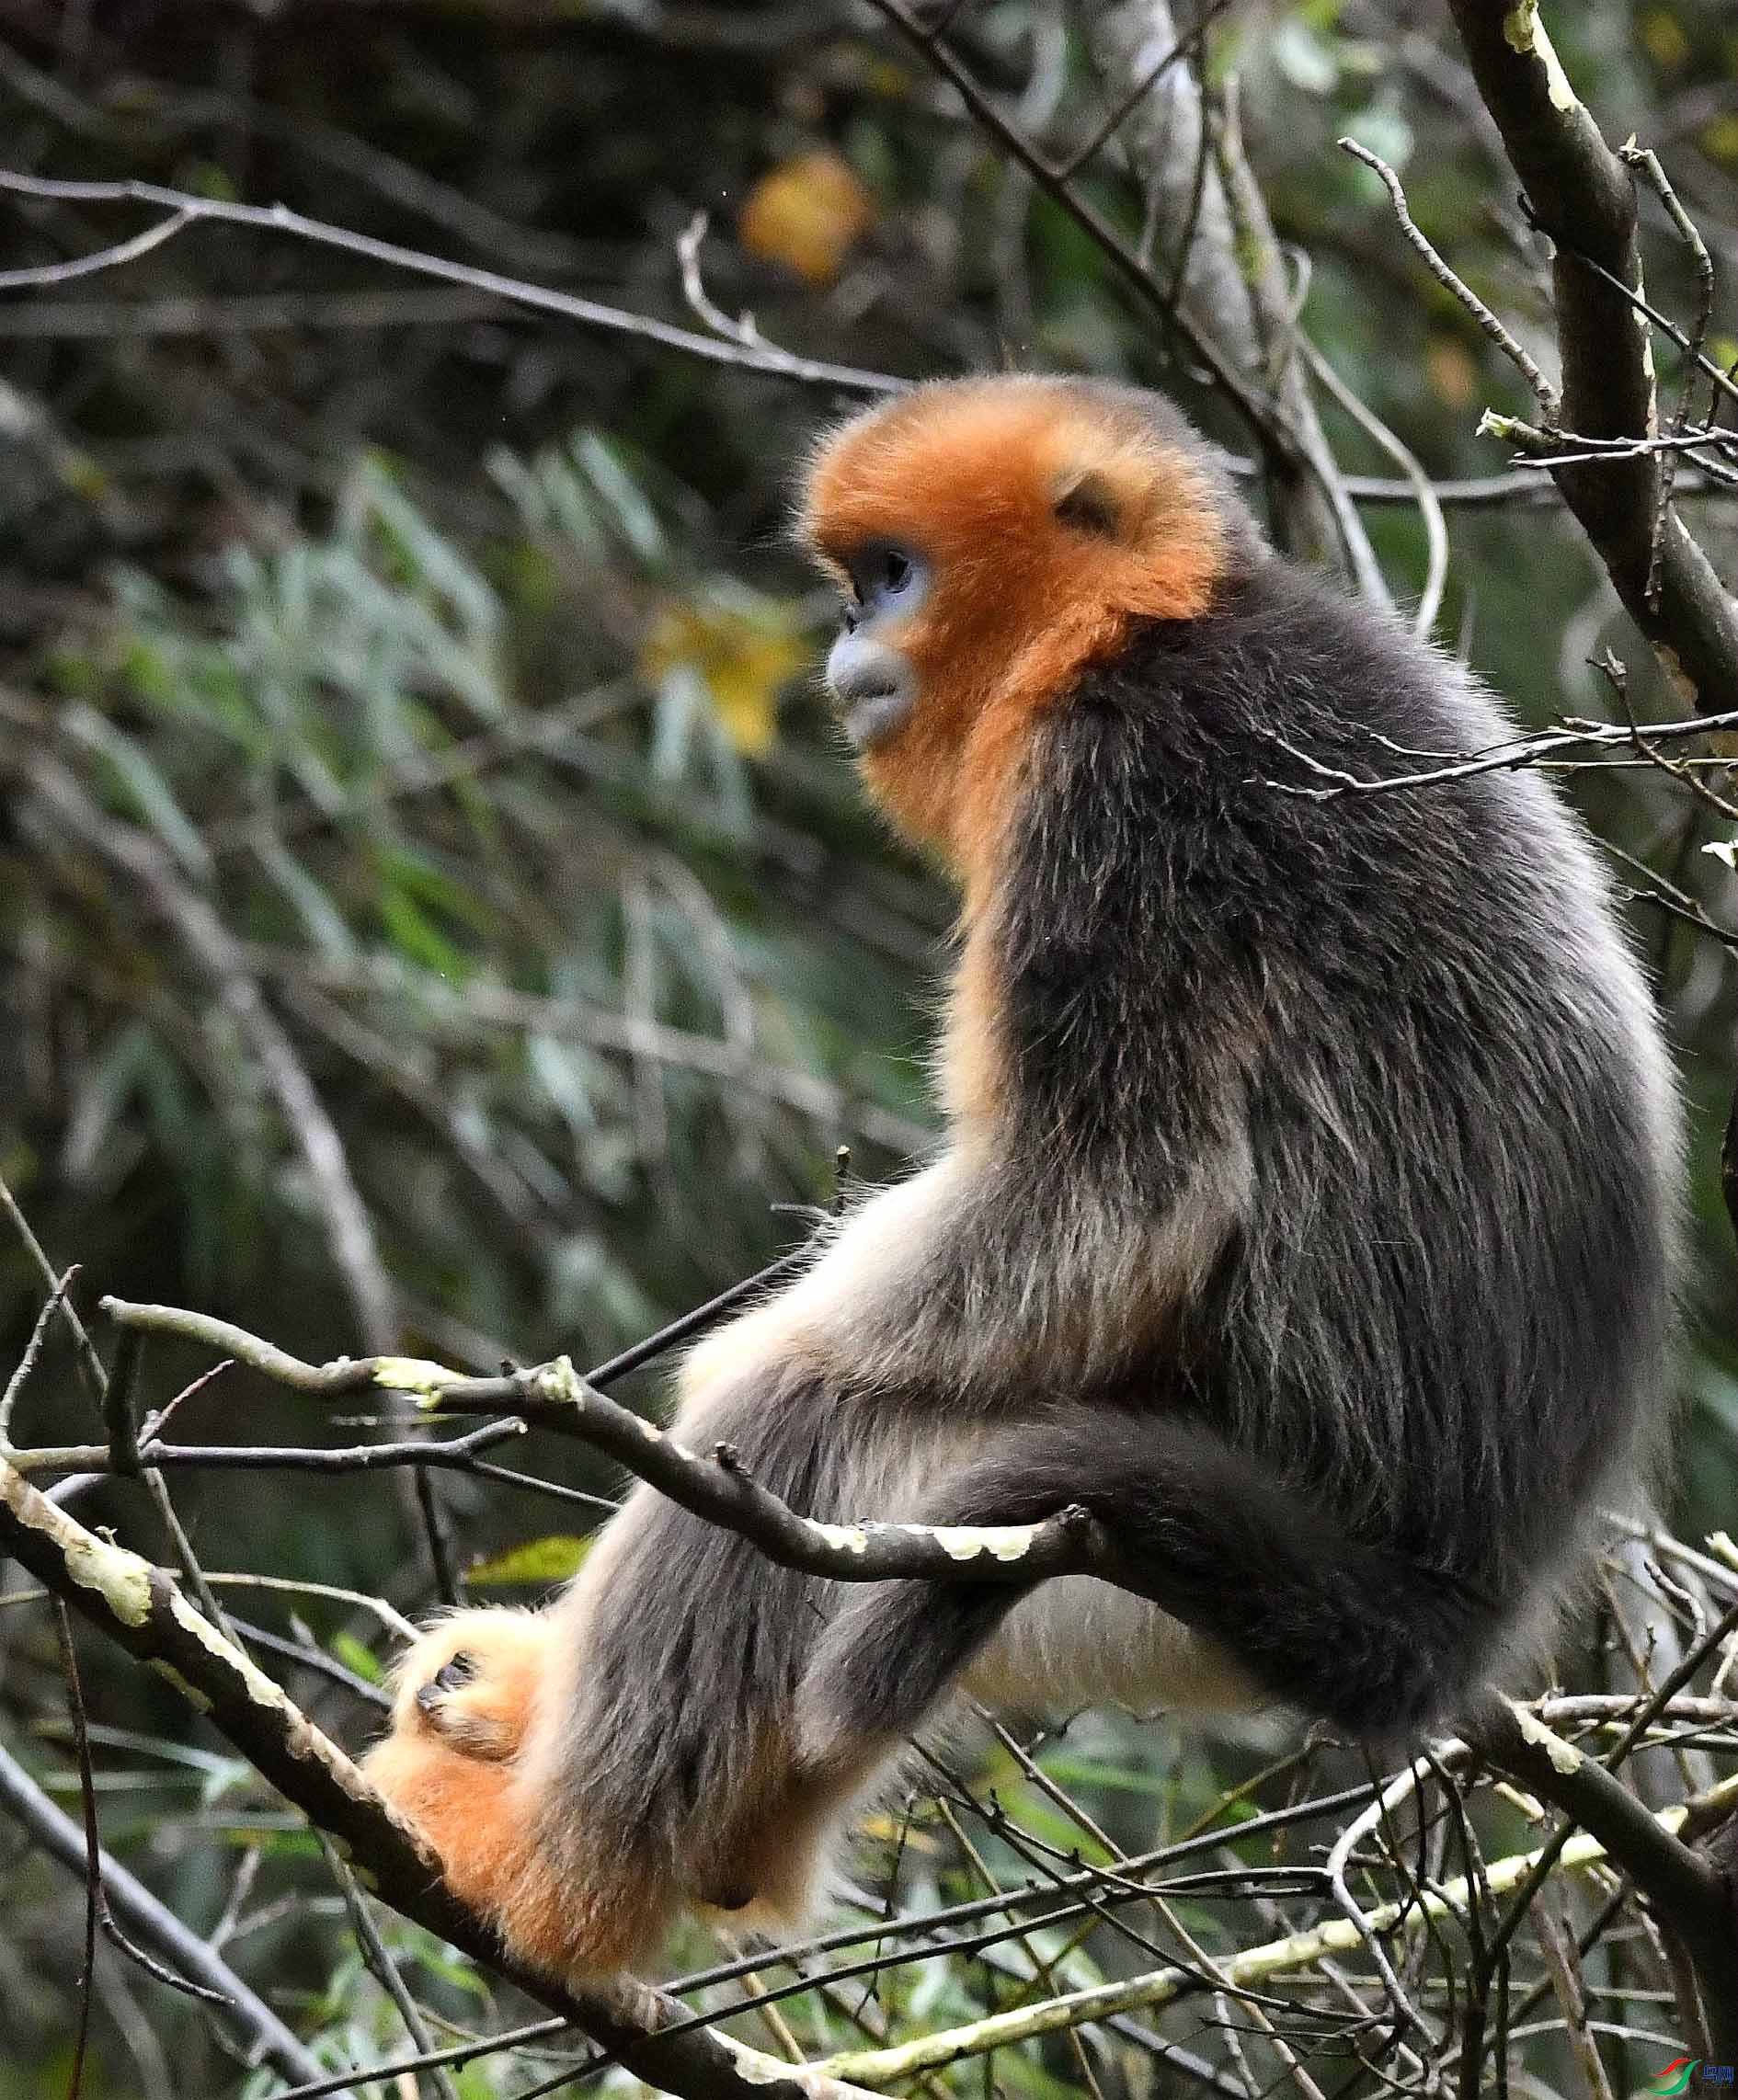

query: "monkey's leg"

left=363, top=1154, right=992, bottom=1977
left=798, top=1408, right=1490, bottom=1761
left=455, top=1356, right=923, bottom=1973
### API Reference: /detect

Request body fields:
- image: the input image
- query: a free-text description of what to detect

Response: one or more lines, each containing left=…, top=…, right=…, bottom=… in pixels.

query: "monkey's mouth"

left=839, top=689, right=915, bottom=751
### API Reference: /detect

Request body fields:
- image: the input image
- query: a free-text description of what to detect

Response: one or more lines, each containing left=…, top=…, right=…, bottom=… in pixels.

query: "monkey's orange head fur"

left=798, top=376, right=1229, bottom=880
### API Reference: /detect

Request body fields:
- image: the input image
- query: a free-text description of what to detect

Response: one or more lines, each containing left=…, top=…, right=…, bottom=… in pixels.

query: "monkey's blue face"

left=825, top=541, right=930, bottom=751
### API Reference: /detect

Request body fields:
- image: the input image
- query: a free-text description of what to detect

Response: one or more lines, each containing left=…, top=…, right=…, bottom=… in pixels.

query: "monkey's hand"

left=363, top=1609, right=588, bottom=1978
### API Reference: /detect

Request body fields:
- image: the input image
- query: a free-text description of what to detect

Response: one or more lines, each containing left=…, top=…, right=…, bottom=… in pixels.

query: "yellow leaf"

left=639, top=599, right=806, bottom=755
left=739, top=151, right=875, bottom=287
left=1639, top=7, right=1687, bottom=68
left=857, top=1814, right=940, bottom=1852
left=1700, top=114, right=1738, bottom=165
left=1425, top=337, right=1480, bottom=410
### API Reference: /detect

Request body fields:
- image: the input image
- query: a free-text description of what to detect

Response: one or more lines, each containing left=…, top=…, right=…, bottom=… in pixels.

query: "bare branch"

left=856, top=0, right=1288, bottom=454
left=1255, top=698, right=1738, bottom=802
left=0, top=1267, right=77, bottom=1443
left=1338, top=137, right=1558, bottom=418
left=1533, top=1895, right=1617, bottom=2100
left=12, top=1420, right=531, bottom=1480
left=1476, top=1698, right=1738, bottom=2065
left=0, top=166, right=901, bottom=397
left=0, top=1739, right=330, bottom=2089
left=815, top=1759, right=1738, bottom=2086
left=1300, top=336, right=1448, bottom=635
left=1078, top=1, right=1381, bottom=586
left=0, top=207, right=194, bottom=289
left=1619, top=144, right=1717, bottom=609
left=97, top=1295, right=1111, bottom=1589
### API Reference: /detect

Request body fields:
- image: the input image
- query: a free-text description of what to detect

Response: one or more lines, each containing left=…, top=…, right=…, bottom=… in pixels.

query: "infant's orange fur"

left=366, top=1606, right=866, bottom=1977
left=363, top=1611, right=657, bottom=1976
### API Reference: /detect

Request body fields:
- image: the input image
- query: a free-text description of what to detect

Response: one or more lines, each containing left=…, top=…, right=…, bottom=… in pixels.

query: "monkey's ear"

left=1051, top=466, right=1124, bottom=538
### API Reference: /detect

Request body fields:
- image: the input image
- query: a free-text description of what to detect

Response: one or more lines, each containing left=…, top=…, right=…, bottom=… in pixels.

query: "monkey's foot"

left=381, top=1607, right=552, bottom=1762
left=363, top=1608, right=673, bottom=1978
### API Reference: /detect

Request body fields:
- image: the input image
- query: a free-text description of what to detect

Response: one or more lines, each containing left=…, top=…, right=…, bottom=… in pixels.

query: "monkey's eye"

left=846, top=542, right=926, bottom=621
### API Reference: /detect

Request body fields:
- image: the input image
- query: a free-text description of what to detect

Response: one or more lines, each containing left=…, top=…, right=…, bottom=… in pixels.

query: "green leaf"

left=379, top=883, right=472, bottom=981
left=330, top=1631, right=385, bottom=1683
left=1031, top=1753, right=1178, bottom=1798
left=573, top=431, right=666, bottom=565
left=463, top=1535, right=595, bottom=1587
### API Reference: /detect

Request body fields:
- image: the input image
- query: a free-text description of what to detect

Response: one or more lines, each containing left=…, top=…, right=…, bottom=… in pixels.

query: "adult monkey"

left=365, top=376, right=1678, bottom=1981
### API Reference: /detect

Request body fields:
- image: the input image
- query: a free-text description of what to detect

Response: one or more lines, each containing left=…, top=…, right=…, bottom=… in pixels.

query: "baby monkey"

left=365, top=376, right=1677, bottom=1981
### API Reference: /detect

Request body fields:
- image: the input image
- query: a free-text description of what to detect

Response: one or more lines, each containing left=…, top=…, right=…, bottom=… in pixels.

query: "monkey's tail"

left=799, top=1409, right=1494, bottom=1752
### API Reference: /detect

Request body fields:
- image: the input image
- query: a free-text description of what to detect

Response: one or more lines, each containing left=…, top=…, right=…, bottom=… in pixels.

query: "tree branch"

left=1476, top=1702, right=1738, bottom=2064
left=0, top=1738, right=330, bottom=2089
left=0, top=166, right=900, bottom=398
left=96, top=1295, right=1112, bottom=1588
left=1443, top=0, right=1738, bottom=707
left=814, top=1758, right=1738, bottom=2087
left=0, top=1449, right=880, bottom=2100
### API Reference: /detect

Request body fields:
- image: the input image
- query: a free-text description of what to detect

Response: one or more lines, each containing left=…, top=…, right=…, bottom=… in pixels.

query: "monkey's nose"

left=826, top=632, right=916, bottom=750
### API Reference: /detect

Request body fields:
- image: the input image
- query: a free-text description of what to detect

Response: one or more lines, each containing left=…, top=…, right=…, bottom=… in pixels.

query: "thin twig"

left=263, top=2017, right=575, bottom=2100
left=319, top=1832, right=463, bottom=2100
left=0, top=1267, right=78, bottom=1443
left=1483, top=414, right=1738, bottom=481
left=97, top=1295, right=1108, bottom=1589
left=857, top=0, right=1288, bottom=451
left=1619, top=144, right=1717, bottom=611
left=53, top=1602, right=97, bottom=2100
left=1323, top=1754, right=1442, bottom=2052
left=0, top=1740, right=328, bottom=2086
left=0, top=206, right=193, bottom=289
left=0, top=1452, right=882, bottom=2100
left=0, top=167, right=901, bottom=395
left=1534, top=1895, right=1617, bottom=2100
left=1057, top=0, right=1239, bottom=180
left=1339, top=139, right=1558, bottom=419
left=1301, top=336, right=1448, bottom=635
left=52, top=1604, right=233, bottom=2008
left=11, top=1419, right=532, bottom=1481
left=0, top=1174, right=107, bottom=1403
left=1255, top=700, right=1738, bottom=803
left=816, top=1761, right=1738, bottom=2085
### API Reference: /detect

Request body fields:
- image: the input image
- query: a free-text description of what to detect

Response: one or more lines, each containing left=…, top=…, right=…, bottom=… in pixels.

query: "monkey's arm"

left=670, top=1154, right=978, bottom=1397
